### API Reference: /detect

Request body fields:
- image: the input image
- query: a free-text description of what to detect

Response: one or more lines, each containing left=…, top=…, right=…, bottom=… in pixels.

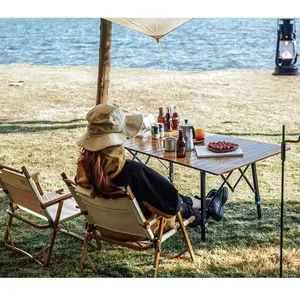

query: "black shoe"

left=194, top=189, right=218, bottom=201
left=194, top=189, right=217, bottom=221
left=207, top=187, right=228, bottom=221
left=187, top=186, right=228, bottom=227
left=206, top=189, right=218, bottom=199
left=205, top=189, right=218, bottom=220
left=188, top=210, right=202, bottom=228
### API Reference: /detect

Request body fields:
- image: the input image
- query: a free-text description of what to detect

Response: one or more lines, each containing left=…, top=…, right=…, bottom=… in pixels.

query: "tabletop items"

left=126, top=132, right=281, bottom=174
left=154, top=106, right=207, bottom=158
left=153, top=107, right=244, bottom=159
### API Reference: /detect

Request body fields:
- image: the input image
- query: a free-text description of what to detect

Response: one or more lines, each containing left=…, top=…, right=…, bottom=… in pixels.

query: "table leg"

left=200, top=171, right=207, bottom=241
left=128, top=150, right=144, bottom=164
left=145, top=156, right=151, bottom=165
left=168, top=162, right=174, bottom=183
left=251, top=163, right=262, bottom=219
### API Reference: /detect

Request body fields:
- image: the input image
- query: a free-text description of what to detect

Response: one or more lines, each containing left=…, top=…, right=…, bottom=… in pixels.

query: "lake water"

left=0, top=18, right=298, bottom=71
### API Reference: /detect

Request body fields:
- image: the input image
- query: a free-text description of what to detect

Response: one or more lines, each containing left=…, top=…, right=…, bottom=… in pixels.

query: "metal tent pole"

left=280, top=125, right=300, bottom=277
left=280, top=125, right=286, bottom=278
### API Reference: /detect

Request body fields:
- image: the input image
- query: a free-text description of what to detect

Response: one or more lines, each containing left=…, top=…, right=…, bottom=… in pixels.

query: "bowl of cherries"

left=207, top=141, right=239, bottom=153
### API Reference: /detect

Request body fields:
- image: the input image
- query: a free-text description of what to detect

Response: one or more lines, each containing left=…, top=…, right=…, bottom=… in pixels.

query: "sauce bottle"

left=165, top=106, right=173, bottom=132
left=157, top=107, right=165, bottom=124
left=172, top=106, right=180, bottom=130
left=176, top=129, right=186, bottom=158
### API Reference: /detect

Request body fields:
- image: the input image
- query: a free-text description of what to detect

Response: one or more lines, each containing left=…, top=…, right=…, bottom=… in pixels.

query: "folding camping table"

left=124, top=133, right=282, bottom=241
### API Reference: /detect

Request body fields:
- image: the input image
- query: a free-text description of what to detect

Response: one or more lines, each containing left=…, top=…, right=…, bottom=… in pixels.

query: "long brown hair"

left=77, top=149, right=119, bottom=195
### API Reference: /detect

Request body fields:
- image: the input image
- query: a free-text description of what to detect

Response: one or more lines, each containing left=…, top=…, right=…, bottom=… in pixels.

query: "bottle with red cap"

left=157, top=106, right=165, bottom=124
left=172, top=106, right=180, bottom=130
left=165, top=106, right=173, bottom=132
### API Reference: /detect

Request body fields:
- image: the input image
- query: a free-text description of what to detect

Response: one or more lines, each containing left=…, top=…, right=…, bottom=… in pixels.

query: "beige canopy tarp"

left=96, top=18, right=192, bottom=104
left=103, top=18, right=192, bottom=40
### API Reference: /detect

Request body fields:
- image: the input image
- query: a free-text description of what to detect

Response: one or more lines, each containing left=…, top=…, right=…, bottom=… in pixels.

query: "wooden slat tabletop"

left=124, top=133, right=281, bottom=175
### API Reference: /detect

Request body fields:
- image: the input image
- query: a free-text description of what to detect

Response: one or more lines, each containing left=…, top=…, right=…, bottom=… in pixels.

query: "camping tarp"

left=103, top=18, right=192, bottom=40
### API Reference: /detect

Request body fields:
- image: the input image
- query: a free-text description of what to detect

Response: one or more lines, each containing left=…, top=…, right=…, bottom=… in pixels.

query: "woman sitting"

left=75, top=102, right=228, bottom=228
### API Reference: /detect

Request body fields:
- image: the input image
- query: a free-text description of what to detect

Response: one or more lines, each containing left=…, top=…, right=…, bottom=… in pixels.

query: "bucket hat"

left=77, top=102, right=143, bottom=151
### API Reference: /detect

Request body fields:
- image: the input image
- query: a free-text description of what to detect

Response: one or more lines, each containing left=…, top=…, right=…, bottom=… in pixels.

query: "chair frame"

left=62, top=173, right=196, bottom=278
left=0, top=164, right=84, bottom=267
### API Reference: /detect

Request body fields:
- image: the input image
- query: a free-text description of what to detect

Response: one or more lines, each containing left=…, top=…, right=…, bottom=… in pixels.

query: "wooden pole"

left=96, top=18, right=112, bottom=105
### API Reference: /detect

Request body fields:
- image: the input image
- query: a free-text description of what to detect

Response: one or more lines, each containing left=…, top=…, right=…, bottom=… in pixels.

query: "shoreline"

left=0, top=63, right=276, bottom=73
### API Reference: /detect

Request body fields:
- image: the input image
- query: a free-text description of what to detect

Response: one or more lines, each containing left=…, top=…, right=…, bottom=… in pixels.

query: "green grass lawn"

left=0, top=65, right=299, bottom=277
left=1, top=192, right=300, bottom=277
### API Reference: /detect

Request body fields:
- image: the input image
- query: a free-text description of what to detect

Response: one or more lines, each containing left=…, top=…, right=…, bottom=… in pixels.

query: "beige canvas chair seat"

left=0, top=164, right=84, bottom=267
left=62, top=173, right=196, bottom=278
left=46, top=197, right=81, bottom=223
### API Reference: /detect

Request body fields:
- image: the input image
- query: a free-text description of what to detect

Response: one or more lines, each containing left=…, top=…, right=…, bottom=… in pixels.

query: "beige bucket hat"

left=77, top=102, right=143, bottom=151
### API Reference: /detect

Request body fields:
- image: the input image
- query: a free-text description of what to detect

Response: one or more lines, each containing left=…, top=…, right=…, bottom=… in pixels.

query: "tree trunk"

left=96, top=19, right=112, bottom=105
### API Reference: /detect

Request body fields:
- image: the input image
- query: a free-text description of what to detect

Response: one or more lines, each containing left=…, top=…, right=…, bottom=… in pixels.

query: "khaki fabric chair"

left=0, top=164, right=83, bottom=266
left=62, top=173, right=196, bottom=278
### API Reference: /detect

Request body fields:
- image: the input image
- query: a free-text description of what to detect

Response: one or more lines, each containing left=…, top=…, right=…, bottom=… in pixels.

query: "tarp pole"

left=96, top=18, right=112, bottom=105
left=280, top=125, right=286, bottom=278
left=280, top=125, right=300, bottom=277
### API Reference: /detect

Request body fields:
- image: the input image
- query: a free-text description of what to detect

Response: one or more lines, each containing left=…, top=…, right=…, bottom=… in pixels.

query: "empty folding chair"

left=0, top=164, right=83, bottom=266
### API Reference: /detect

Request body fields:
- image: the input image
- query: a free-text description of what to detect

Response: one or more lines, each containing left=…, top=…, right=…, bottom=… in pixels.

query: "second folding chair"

left=0, top=164, right=83, bottom=266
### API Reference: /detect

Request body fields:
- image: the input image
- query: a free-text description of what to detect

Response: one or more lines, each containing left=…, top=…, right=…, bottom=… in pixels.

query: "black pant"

left=179, top=194, right=201, bottom=221
left=112, top=160, right=200, bottom=220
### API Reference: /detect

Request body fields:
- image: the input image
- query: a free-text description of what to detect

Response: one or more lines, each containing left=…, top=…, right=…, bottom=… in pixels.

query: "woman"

left=75, top=102, right=228, bottom=228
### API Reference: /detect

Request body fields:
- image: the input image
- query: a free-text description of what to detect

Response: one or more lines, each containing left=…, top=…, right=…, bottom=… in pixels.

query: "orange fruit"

left=195, top=128, right=205, bottom=140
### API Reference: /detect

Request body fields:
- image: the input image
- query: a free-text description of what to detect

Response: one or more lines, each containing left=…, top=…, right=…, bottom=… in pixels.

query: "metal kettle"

left=180, top=119, right=196, bottom=151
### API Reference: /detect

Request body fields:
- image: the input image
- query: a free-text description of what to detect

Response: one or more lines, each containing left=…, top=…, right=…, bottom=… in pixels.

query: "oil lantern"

left=273, top=18, right=299, bottom=75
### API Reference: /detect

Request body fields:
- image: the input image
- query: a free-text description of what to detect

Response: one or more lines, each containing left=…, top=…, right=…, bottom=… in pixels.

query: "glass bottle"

left=165, top=106, right=173, bottom=132
left=172, top=106, right=180, bottom=130
left=157, top=106, right=165, bottom=124
left=176, top=129, right=186, bottom=158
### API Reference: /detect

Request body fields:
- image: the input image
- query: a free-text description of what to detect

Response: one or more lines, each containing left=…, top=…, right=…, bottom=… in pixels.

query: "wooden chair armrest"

left=30, top=172, right=44, bottom=195
left=145, top=215, right=163, bottom=228
left=182, top=216, right=195, bottom=225
left=0, top=164, right=23, bottom=174
left=41, top=193, right=73, bottom=208
left=55, top=188, right=64, bottom=194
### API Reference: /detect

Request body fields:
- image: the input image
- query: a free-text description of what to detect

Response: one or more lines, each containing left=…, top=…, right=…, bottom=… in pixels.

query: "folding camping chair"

left=62, top=173, right=196, bottom=278
left=0, top=164, right=83, bottom=266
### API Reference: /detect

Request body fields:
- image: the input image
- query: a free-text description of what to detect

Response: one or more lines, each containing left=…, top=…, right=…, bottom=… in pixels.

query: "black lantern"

left=273, top=18, right=299, bottom=75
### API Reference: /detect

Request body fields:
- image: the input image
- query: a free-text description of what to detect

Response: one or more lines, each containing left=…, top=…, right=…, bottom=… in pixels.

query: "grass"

left=0, top=65, right=299, bottom=277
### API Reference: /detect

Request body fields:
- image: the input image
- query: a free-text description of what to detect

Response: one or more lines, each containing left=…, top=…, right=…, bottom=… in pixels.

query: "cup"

left=163, top=137, right=177, bottom=152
